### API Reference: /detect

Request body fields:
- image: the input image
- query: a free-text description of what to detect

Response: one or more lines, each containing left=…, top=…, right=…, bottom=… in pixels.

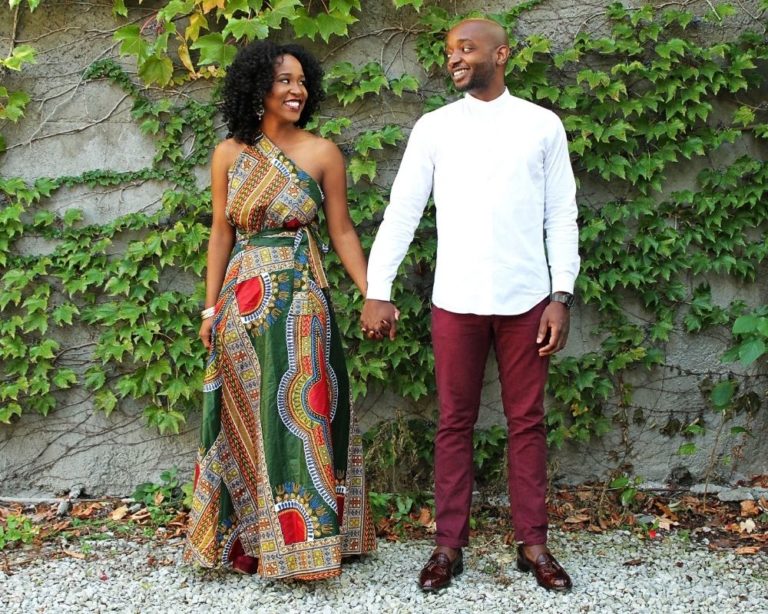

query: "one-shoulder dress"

left=184, top=136, right=376, bottom=580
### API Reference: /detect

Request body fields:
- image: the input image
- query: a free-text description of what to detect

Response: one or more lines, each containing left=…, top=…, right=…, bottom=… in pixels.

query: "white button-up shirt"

left=366, top=89, right=580, bottom=315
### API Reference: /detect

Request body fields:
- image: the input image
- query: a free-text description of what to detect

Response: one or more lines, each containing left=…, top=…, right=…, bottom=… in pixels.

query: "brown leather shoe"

left=418, top=549, right=464, bottom=592
left=517, top=545, right=572, bottom=591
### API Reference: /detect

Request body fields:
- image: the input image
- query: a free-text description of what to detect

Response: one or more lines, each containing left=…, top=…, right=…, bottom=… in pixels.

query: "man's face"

left=445, top=24, right=498, bottom=93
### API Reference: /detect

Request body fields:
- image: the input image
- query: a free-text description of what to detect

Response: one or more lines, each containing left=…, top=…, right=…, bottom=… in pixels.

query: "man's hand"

left=361, top=299, right=399, bottom=341
left=536, top=302, right=570, bottom=356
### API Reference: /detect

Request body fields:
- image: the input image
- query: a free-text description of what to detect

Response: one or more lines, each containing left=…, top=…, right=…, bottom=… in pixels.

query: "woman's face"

left=262, top=54, right=307, bottom=124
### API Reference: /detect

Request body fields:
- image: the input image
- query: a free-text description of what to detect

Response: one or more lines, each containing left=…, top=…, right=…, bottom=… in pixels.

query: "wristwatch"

left=550, top=291, right=574, bottom=309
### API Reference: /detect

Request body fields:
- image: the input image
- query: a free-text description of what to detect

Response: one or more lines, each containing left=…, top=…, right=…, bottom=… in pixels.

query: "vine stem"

left=8, top=4, right=21, bottom=59
left=701, top=410, right=728, bottom=501
left=6, top=91, right=130, bottom=151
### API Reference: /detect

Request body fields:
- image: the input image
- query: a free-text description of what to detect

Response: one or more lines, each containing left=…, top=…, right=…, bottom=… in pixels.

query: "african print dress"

left=184, top=136, right=376, bottom=580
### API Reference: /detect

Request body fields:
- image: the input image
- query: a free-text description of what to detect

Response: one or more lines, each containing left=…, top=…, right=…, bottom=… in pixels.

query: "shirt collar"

left=463, top=88, right=511, bottom=112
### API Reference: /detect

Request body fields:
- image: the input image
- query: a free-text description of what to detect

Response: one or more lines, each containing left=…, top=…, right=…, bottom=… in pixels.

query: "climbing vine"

left=1, top=1, right=766, bottom=482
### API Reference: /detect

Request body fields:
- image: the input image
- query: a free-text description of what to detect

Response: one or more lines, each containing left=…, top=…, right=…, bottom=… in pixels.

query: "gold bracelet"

left=201, top=306, right=216, bottom=320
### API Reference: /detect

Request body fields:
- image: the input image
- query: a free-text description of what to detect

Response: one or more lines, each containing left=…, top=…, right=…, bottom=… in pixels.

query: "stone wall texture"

left=1, top=0, right=766, bottom=496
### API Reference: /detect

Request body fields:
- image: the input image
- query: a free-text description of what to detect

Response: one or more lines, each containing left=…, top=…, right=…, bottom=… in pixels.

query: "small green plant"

left=363, top=414, right=435, bottom=493
left=132, top=467, right=184, bottom=524
left=368, top=491, right=393, bottom=523
left=610, top=473, right=644, bottom=507
left=0, top=514, right=38, bottom=550
left=368, top=491, right=434, bottom=537
left=676, top=528, right=691, bottom=542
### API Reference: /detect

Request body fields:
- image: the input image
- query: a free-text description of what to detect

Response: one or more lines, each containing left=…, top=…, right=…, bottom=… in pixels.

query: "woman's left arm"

left=320, top=140, right=368, bottom=296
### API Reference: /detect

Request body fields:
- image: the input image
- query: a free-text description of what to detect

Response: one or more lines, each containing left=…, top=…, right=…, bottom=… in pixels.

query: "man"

left=361, top=18, right=579, bottom=592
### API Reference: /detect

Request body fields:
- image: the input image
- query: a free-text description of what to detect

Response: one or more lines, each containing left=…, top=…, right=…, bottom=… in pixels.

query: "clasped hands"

left=360, top=299, right=399, bottom=341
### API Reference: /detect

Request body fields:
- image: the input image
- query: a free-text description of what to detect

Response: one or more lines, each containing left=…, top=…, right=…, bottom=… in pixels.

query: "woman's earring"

left=256, top=105, right=264, bottom=121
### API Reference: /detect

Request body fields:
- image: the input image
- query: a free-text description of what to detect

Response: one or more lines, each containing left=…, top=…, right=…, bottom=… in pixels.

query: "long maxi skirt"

left=184, top=228, right=376, bottom=580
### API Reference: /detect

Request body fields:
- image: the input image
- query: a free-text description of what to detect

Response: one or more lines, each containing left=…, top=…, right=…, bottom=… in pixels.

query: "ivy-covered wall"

left=1, top=0, right=766, bottom=495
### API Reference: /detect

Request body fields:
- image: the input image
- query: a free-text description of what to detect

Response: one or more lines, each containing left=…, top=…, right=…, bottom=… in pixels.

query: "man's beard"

left=455, top=62, right=495, bottom=92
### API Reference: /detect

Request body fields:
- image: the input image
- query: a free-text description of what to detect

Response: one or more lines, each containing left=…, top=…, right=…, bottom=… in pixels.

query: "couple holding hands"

left=185, top=17, right=578, bottom=593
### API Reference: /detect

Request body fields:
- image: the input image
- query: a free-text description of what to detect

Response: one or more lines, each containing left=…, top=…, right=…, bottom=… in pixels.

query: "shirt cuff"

left=551, top=274, right=576, bottom=295
left=365, top=281, right=393, bottom=302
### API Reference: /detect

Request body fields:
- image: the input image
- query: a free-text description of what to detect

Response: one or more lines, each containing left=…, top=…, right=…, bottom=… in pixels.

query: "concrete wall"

left=1, top=0, right=766, bottom=496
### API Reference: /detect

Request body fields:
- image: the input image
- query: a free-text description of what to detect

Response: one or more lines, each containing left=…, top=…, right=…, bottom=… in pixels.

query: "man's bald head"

left=447, top=18, right=509, bottom=49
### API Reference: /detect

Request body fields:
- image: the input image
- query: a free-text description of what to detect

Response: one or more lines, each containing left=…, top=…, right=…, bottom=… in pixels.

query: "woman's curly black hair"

left=222, top=41, right=325, bottom=145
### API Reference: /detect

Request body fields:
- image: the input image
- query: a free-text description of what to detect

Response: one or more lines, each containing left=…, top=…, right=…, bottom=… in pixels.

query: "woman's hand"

left=199, top=317, right=214, bottom=351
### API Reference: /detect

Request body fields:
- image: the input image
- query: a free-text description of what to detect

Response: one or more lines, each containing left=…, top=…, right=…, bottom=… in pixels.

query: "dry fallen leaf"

left=110, top=506, right=129, bottom=521
left=416, top=507, right=432, bottom=526
left=62, top=550, right=86, bottom=560
left=735, top=546, right=761, bottom=555
left=71, top=503, right=103, bottom=520
left=111, top=505, right=130, bottom=520
left=740, top=500, right=758, bottom=517
left=130, top=509, right=151, bottom=524
left=657, top=516, right=679, bottom=531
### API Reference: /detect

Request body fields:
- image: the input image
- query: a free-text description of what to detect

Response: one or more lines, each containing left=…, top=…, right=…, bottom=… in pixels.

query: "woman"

left=184, top=41, right=376, bottom=581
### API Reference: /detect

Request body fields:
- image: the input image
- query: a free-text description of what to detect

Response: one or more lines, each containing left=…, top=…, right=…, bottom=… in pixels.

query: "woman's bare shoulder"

left=303, top=133, right=343, bottom=163
left=212, top=138, right=247, bottom=168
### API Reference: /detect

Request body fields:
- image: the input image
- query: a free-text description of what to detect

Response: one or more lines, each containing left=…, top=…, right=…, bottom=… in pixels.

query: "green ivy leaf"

left=29, top=339, right=58, bottom=361
left=84, top=366, right=106, bottom=391
left=393, top=0, right=424, bottom=9
left=677, top=442, right=697, bottom=456
left=138, top=55, right=174, bottom=86
left=732, top=105, right=755, bottom=127
left=223, top=17, right=270, bottom=41
left=112, top=0, right=128, bottom=17
left=738, top=339, right=766, bottom=366
left=318, top=116, right=351, bottom=137
left=390, top=74, right=420, bottom=96
left=291, top=14, right=319, bottom=40
left=53, top=368, right=78, bottom=389
left=0, top=90, right=30, bottom=122
left=2, top=45, right=37, bottom=71
left=732, top=314, right=757, bottom=334
left=190, top=33, right=238, bottom=67
left=0, top=402, right=23, bottom=423
left=264, top=0, right=302, bottom=28
left=52, top=303, right=80, bottom=326
left=315, top=13, right=354, bottom=42
left=95, top=389, right=118, bottom=416
left=348, top=157, right=377, bottom=183
left=114, top=25, right=149, bottom=60
left=710, top=380, right=736, bottom=408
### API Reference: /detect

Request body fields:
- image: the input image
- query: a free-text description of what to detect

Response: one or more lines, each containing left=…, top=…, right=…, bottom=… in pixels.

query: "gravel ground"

left=2, top=531, right=767, bottom=613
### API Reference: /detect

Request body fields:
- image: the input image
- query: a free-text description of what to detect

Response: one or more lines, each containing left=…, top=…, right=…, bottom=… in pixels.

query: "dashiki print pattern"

left=184, top=135, right=376, bottom=580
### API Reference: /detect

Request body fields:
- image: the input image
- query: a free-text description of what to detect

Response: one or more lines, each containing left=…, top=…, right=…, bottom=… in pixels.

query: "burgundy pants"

left=431, top=300, right=550, bottom=548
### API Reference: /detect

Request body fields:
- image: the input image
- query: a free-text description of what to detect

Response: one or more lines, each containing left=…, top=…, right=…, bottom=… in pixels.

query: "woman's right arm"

left=199, top=142, right=237, bottom=350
